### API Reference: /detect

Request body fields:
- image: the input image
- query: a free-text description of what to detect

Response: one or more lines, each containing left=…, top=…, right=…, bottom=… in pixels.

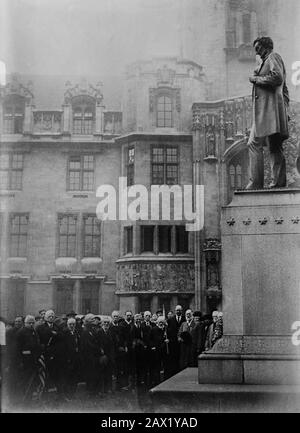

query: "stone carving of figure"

left=178, top=278, right=186, bottom=292
left=246, top=36, right=289, bottom=189
left=207, top=263, right=218, bottom=287
left=155, top=278, right=163, bottom=292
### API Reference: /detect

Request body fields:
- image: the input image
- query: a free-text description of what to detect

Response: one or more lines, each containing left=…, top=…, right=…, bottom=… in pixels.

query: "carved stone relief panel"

left=33, top=111, right=62, bottom=133
left=117, top=262, right=194, bottom=293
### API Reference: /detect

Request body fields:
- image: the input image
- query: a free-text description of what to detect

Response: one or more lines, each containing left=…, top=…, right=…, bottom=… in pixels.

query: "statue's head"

left=253, top=37, right=274, bottom=59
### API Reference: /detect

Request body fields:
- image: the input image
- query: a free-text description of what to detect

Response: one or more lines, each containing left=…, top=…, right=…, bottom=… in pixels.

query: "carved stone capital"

left=203, top=238, right=221, bottom=251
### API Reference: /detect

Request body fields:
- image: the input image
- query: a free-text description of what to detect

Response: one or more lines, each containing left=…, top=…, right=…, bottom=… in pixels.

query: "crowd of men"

left=0, top=306, right=223, bottom=404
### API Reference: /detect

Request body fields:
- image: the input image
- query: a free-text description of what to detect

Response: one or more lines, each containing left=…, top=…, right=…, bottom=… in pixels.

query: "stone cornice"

left=115, top=132, right=192, bottom=145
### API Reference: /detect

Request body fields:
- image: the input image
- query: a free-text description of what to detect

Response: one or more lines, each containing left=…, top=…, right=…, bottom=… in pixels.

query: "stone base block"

left=150, top=368, right=300, bottom=413
left=198, top=355, right=243, bottom=384
left=198, top=354, right=300, bottom=385
left=199, top=335, right=300, bottom=385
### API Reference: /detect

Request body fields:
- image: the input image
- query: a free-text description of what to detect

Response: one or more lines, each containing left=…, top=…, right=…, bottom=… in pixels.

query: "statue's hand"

left=249, top=76, right=257, bottom=84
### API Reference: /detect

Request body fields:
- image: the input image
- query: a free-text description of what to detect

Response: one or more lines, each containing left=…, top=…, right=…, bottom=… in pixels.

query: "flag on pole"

left=35, top=353, right=46, bottom=399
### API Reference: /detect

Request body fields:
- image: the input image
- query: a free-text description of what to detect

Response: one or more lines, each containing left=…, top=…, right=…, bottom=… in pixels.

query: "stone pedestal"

left=198, top=188, right=300, bottom=386
left=151, top=189, right=300, bottom=412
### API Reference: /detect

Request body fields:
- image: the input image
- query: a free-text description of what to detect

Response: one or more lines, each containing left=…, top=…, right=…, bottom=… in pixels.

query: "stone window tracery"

left=176, top=226, right=189, bottom=253
left=226, top=2, right=258, bottom=54
left=158, top=226, right=172, bottom=253
left=124, top=226, right=133, bottom=254
left=67, top=154, right=94, bottom=191
left=152, top=146, right=178, bottom=185
left=83, top=215, right=101, bottom=257
left=3, top=95, right=25, bottom=134
left=141, top=226, right=155, bottom=253
left=139, top=224, right=188, bottom=255
left=9, top=213, right=29, bottom=257
left=157, top=95, right=172, bottom=127
left=127, top=147, right=135, bottom=186
left=0, top=153, right=23, bottom=190
left=229, top=163, right=242, bottom=189
left=58, top=214, right=77, bottom=257
left=149, top=86, right=181, bottom=129
left=72, top=96, right=95, bottom=134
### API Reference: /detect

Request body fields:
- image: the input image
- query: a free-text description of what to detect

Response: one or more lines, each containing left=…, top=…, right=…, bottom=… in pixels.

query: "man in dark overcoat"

left=167, top=305, right=185, bottom=375
left=97, top=316, right=115, bottom=394
left=16, top=315, right=42, bottom=401
left=149, top=317, right=171, bottom=386
left=80, top=313, right=102, bottom=396
left=120, top=311, right=134, bottom=388
left=5, top=316, right=24, bottom=400
left=36, top=309, right=65, bottom=397
left=178, top=309, right=198, bottom=370
left=246, top=36, right=290, bottom=189
left=131, top=313, right=146, bottom=386
left=109, top=310, right=128, bottom=390
left=141, top=311, right=154, bottom=387
left=63, top=317, right=81, bottom=398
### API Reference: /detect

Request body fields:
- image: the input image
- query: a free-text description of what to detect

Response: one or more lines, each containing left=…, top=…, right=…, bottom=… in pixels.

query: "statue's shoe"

left=245, top=182, right=254, bottom=190
left=245, top=182, right=262, bottom=190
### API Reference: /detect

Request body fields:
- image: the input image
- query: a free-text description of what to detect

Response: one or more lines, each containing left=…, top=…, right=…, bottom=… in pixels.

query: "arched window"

left=72, top=96, right=95, bottom=134
left=3, top=95, right=25, bottom=134
left=229, top=165, right=235, bottom=189
left=157, top=95, right=172, bottom=127
left=236, top=164, right=242, bottom=188
left=229, top=164, right=242, bottom=189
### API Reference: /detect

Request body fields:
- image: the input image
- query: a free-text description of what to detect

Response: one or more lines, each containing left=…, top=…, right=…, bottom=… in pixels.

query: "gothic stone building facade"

left=1, top=0, right=300, bottom=320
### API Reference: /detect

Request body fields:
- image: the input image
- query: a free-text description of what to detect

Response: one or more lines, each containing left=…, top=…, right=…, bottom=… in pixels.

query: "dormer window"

left=3, top=95, right=25, bottom=134
left=72, top=96, right=95, bottom=134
